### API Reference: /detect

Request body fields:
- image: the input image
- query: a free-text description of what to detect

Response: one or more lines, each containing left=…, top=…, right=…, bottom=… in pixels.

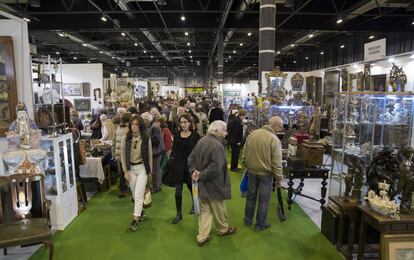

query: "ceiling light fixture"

left=112, top=56, right=115, bottom=59
left=240, top=43, right=243, bottom=46
left=156, top=59, right=159, bottom=62
left=188, top=50, right=192, bottom=53
left=248, top=32, right=252, bottom=36
left=309, top=34, right=314, bottom=38
left=187, top=42, right=190, bottom=46
left=412, top=20, right=414, bottom=25
left=233, top=50, right=236, bottom=54
left=353, top=64, right=358, bottom=69
left=305, top=57, right=309, bottom=60
left=101, top=16, right=107, bottom=22
left=229, top=55, right=232, bottom=59
left=320, top=51, right=324, bottom=55
left=143, top=50, right=147, bottom=53
left=55, top=51, right=60, bottom=55
left=369, top=35, right=375, bottom=39
left=277, top=51, right=281, bottom=54
left=340, top=45, right=345, bottom=48
left=293, top=60, right=297, bottom=64
left=58, top=32, right=65, bottom=37
left=291, top=44, right=295, bottom=47
left=23, top=17, right=30, bottom=22
left=388, top=57, right=395, bottom=63
left=134, top=43, right=138, bottom=46
left=82, top=43, right=87, bottom=47
left=190, top=55, right=192, bottom=58
left=410, top=54, right=414, bottom=59
left=181, top=15, right=186, bottom=21
left=151, top=55, right=154, bottom=58
left=185, top=32, right=188, bottom=36
left=73, top=56, right=77, bottom=60
left=99, top=51, right=103, bottom=54
left=336, top=18, right=343, bottom=24
left=115, top=68, right=118, bottom=71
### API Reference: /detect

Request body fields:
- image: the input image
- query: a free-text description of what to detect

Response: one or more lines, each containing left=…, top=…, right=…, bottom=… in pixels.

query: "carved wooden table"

left=286, top=167, right=329, bottom=210
left=357, top=205, right=414, bottom=260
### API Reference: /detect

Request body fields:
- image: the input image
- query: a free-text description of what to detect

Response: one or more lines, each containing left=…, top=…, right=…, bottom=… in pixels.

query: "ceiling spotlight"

left=293, top=60, right=297, bottom=64
left=88, top=60, right=91, bottom=64
left=134, top=43, right=138, bottom=46
left=58, top=32, right=65, bottom=37
left=388, top=58, right=395, bottom=63
left=23, top=17, right=30, bottom=22
left=229, top=55, right=232, bottom=59
left=412, top=20, right=414, bottom=25
left=188, top=50, right=192, bottom=53
left=190, top=55, right=193, bottom=58
left=336, top=18, right=343, bottom=24
left=305, top=56, right=309, bottom=60
left=181, top=15, right=186, bottom=21
left=187, top=42, right=190, bottom=46
left=82, top=43, right=87, bottom=47
left=233, top=50, right=236, bottom=54
left=185, top=32, right=189, bottom=36
left=151, top=55, right=154, bottom=58
left=115, top=68, right=118, bottom=71
left=340, top=45, right=345, bottom=48
left=320, top=51, right=324, bottom=55
left=353, top=64, right=358, bottom=69
left=240, top=43, right=243, bottom=46
left=156, top=59, right=159, bottom=62
left=73, top=56, right=77, bottom=60
left=248, top=32, right=252, bottom=36
left=143, top=50, right=147, bottom=53
left=291, top=44, right=295, bottom=47
left=369, top=35, right=375, bottom=39
left=191, top=60, right=193, bottom=62
left=309, top=34, right=314, bottom=38
left=112, top=56, right=115, bottom=59
left=101, top=16, right=107, bottom=22
left=277, top=51, right=281, bottom=54
left=55, top=51, right=60, bottom=55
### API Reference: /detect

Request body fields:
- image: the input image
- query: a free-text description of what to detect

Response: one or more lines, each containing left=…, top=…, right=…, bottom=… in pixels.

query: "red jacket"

left=163, top=127, right=173, bottom=152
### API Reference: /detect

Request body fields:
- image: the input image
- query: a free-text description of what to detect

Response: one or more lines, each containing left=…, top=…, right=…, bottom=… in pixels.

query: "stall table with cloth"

left=79, top=157, right=105, bottom=184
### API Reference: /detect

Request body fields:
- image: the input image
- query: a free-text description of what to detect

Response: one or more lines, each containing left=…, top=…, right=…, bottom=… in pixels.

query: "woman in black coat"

left=227, top=109, right=245, bottom=171
left=170, top=113, right=200, bottom=224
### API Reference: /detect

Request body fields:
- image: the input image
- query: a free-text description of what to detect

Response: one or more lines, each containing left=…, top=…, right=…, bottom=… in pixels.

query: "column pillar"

left=258, top=0, right=276, bottom=95
left=217, top=31, right=224, bottom=85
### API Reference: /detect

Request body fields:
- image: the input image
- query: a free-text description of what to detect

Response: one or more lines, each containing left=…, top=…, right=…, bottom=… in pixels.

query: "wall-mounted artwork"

left=323, top=71, right=339, bottom=106
left=63, top=83, right=82, bottom=96
left=74, top=98, right=91, bottom=112
left=291, top=73, right=304, bottom=91
left=371, top=74, right=387, bottom=92
left=0, top=36, right=18, bottom=136
left=82, top=82, right=91, bottom=97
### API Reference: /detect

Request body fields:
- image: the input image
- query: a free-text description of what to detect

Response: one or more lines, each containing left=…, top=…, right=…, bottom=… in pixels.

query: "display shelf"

left=328, top=91, right=414, bottom=199
left=41, top=133, right=78, bottom=230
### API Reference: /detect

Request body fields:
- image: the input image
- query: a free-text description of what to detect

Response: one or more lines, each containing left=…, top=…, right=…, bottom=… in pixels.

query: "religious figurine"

left=288, top=137, right=298, bottom=157
left=392, top=102, right=407, bottom=124
left=349, top=107, right=359, bottom=124
left=308, top=103, right=322, bottom=142
left=8, top=102, right=39, bottom=149
left=344, top=159, right=355, bottom=198
left=350, top=161, right=364, bottom=202
left=389, top=63, right=407, bottom=92
left=297, top=109, right=308, bottom=133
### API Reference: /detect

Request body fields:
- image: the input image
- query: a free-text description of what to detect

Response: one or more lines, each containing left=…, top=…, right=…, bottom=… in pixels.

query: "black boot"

left=189, top=204, right=195, bottom=214
left=172, top=195, right=183, bottom=224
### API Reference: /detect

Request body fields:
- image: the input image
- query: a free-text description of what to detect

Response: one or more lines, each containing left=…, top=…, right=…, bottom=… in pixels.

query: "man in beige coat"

left=242, top=116, right=283, bottom=231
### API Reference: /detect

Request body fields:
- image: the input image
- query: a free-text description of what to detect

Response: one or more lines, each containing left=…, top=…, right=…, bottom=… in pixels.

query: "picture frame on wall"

left=381, top=234, right=414, bottom=260
left=0, top=36, right=18, bottom=136
left=82, top=82, right=91, bottom=97
left=73, top=98, right=91, bottom=112
left=63, top=83, right=82, bottom=96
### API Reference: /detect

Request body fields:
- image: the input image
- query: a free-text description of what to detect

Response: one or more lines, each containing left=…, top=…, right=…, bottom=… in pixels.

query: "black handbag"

left=162, top=158, right=176, bottom=187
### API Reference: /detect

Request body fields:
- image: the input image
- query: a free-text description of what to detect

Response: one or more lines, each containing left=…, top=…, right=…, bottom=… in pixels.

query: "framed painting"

left=0, top=36, right=17, bottom=136
left=73, top=98, right=91, bottom=112
left=63, top=83, right=82, bottom=96
left=381, top=234, right=414, bottom=260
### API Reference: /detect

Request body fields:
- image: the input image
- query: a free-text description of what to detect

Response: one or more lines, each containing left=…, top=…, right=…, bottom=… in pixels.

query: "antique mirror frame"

left=265, top=66, right=287, bottom=98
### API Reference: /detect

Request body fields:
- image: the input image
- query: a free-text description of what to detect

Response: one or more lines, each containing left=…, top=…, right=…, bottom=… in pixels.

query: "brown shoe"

left=197, top=236, right=211, bottom=247
left=218, top=226, right=237, bottom=236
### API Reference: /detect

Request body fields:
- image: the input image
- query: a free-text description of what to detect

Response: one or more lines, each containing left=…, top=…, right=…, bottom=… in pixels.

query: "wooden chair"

left=0, top=174, right=53, bottom=260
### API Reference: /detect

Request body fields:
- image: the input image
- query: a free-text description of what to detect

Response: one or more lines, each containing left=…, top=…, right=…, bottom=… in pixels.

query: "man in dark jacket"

left=208, top=101, right=224, bottom=123
left=227, top=109, right=246, bottom=171
left=188, top=120, right=237, bottom=247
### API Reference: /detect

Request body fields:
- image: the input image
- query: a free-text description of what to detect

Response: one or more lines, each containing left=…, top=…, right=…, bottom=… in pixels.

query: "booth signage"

left=364, top=38, right=386, bottom=61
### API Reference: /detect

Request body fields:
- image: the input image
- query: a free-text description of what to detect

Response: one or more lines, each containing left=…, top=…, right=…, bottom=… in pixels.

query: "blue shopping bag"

left=192, top=180, right=200, bottom=216
left=240, top=170, right=248, bottom=197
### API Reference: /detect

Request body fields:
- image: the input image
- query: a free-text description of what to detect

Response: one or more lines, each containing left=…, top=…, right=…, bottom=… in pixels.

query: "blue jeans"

left=244, top=173, right=273, bottom=228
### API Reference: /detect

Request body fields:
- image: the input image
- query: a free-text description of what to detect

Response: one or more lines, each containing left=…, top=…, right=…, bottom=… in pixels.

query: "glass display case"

left=329, top=92, right=414, bottom=199
left=259, top=104, right=313, bottom=128
left=42, top=133, right=78, bottom=230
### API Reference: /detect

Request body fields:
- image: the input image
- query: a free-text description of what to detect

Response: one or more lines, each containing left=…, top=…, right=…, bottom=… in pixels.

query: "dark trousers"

left=174, top=182, right=193, bottom=214
left=244, top=173, right=273, bottom=228
left=117, top=160, right=128, bottom=192
left=230, top=143, right=241, bottom=170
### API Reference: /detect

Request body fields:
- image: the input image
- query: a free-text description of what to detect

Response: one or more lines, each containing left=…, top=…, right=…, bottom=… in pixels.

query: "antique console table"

left=357, top=205, right=414, bottom=260
left=286, top=166, right=329, bottom=210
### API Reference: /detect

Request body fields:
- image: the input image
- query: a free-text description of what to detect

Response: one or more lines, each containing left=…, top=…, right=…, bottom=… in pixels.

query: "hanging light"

left=185, top=32, right=189, bottom=36
left=247, top=32, right=252, bottom=36
left=336, top=17, right=343, bottom=24
left=101, top=16, right=107, bottom=22
left=121, top=32, right=126, bottom=37
left=369, top=35, right=375, bottom=39
left=181, top=15, right=186, bottom=21
left=134, top=43, right=138, bottom=46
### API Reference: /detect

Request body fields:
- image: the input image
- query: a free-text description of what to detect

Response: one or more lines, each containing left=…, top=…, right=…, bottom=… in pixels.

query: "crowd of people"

left=69, top=96, right=283, bottom=246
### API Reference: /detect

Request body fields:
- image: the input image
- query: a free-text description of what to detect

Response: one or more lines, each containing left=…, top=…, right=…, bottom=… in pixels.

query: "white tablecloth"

left=79, top=157, right=105, bottom=184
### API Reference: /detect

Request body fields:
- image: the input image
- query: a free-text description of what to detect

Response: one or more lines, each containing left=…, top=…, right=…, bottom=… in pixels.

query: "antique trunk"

left=301, top=141, right=324, bottom=167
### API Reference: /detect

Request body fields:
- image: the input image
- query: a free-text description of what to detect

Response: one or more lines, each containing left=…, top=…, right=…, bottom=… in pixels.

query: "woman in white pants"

left=121, top=115, right=153, bottom=231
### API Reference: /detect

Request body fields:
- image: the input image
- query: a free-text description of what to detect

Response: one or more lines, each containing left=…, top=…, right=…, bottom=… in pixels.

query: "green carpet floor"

left=31, top=165, right=342, bottom=260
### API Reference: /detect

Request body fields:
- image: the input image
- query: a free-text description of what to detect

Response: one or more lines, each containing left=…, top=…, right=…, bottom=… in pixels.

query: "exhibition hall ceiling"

left=1, top=0, right=414, bottom=78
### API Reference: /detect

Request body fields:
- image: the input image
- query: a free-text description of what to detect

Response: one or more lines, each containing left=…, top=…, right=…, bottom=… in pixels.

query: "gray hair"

left=141, top=112, right=153, bottom=122
left=208, top=120, right=227, bottom=134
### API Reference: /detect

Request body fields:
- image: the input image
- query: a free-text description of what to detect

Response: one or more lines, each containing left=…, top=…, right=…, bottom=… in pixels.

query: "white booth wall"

left=0, top=13, right=32, bottom=175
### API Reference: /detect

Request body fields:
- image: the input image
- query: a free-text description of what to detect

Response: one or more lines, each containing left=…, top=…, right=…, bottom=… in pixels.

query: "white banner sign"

left=364, top=38, right=386, bottom=61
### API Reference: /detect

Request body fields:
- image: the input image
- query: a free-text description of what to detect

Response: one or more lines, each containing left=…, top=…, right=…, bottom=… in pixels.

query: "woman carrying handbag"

left=121, top=115, right=153, bottom=231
